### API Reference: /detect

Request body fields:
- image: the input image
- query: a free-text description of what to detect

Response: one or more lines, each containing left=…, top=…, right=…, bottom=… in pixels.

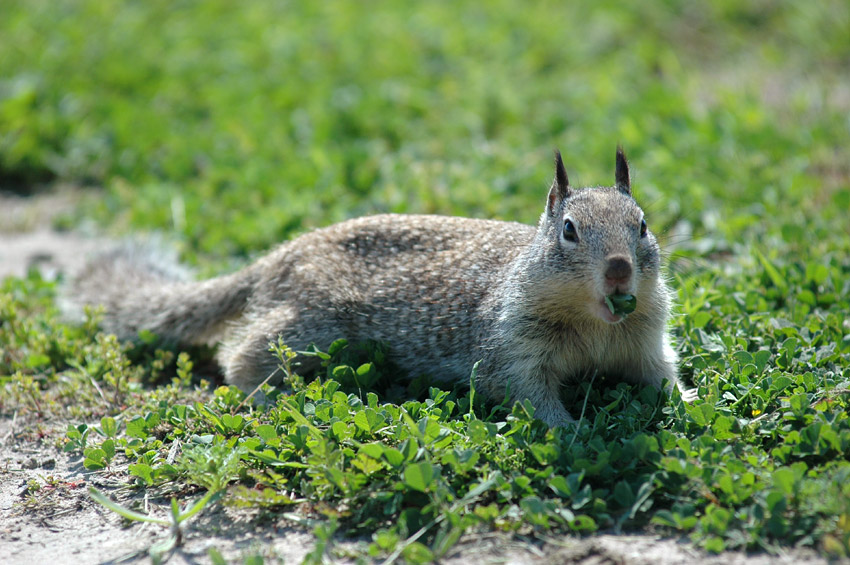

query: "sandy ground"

left=0, top=187, right=106, bottom=280
left=0, top=188, right=837, bottom=564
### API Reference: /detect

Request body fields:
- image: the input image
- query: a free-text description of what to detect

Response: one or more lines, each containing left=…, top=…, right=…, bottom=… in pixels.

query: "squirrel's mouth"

left=594, top=298, right=626, bottom=324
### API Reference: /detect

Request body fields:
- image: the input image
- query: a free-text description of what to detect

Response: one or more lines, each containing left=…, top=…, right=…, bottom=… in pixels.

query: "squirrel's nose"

left=604, top=255, right=633, bottom=284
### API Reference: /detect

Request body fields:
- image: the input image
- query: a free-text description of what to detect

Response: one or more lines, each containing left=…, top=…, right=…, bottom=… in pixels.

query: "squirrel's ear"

left=548, top=149, right=571, bottom=214
left=615, top=145, right=631, bottom=195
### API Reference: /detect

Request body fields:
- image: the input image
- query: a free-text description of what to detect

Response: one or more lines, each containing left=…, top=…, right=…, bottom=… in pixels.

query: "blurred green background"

left=1, top=0, right=848, bottom=265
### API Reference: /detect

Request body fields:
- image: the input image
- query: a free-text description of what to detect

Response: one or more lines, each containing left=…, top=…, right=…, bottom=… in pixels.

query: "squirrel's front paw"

left=680, top=387, right=699, bottom=403
left=537, top=406, right=576, bottom=429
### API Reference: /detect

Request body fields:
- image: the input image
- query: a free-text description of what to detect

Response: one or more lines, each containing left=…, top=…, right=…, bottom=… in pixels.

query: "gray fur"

left=66, top=149, right=694, bottom=427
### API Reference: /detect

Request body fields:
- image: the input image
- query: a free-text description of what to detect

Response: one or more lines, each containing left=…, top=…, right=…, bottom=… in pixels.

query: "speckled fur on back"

left=67, top=148, right=694, bottom=427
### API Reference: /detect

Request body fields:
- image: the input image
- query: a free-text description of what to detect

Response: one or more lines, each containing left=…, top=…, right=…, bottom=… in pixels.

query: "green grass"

left=2, top=0, right=850, bottom=561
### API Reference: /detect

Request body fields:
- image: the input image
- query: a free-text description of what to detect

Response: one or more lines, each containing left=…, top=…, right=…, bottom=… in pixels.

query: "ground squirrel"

left=68, top=148, right=694, bottom=427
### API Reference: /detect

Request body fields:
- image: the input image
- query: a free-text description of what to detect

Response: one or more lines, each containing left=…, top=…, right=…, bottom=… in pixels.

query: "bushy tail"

left=64, top=245, right=259, bottom=345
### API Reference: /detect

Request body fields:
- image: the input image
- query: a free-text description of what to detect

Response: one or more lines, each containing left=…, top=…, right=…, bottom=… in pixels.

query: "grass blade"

left=88, top=486, right=169, bottom=525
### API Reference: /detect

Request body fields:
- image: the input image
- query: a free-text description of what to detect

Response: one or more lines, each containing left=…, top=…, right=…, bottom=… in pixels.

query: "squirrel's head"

left=537, top=147, right=662, bottom=325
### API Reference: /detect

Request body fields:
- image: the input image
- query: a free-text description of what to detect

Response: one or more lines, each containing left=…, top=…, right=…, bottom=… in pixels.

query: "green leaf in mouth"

left=605, top=293, right=637, bottom=316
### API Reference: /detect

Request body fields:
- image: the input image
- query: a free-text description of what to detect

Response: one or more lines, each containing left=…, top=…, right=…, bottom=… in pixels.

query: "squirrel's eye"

left=640, top=218, right=648, bottom=238
left=563, top=219, right=578, bottom=242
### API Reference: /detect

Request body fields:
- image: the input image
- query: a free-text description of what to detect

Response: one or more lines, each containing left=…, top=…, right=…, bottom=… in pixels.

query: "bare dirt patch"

left=0, top=187, right=106, bottom=280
